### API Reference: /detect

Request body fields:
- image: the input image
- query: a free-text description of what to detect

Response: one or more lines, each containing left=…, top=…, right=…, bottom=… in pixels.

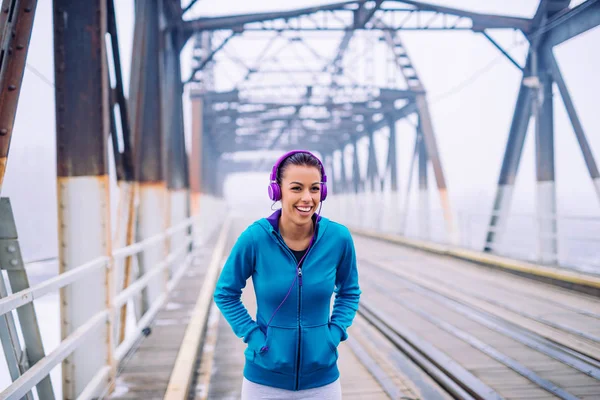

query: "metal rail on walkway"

left=0, top=214, right=205, bottom=400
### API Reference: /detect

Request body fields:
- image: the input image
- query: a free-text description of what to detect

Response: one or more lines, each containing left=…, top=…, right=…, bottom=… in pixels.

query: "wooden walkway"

left=108, top=216, right=600, bottom=399
left=109, top=242, right=216, bottom=399
left=353, top=234, right=600, bottom=400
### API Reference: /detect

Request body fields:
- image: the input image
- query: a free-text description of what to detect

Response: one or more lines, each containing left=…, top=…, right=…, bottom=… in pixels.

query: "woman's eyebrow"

left=288, top=181, right=320, bottom=185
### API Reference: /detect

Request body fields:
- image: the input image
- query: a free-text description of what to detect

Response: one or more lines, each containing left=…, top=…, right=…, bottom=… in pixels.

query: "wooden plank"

left=109, top=237, right=219, bottom=399
left=164, top=217, right=232, bottom=400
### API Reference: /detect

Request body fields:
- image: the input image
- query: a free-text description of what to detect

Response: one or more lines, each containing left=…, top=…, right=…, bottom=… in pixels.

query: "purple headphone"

left=268, top=150, right=328, bottom=202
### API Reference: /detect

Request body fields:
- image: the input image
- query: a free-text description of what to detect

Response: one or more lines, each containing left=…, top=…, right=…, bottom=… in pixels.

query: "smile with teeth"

left=295, top=205, right=312, bottom=213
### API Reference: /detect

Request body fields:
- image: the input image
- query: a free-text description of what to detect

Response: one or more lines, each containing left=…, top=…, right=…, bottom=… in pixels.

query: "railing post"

left=53, top=0, right=115, bottom=397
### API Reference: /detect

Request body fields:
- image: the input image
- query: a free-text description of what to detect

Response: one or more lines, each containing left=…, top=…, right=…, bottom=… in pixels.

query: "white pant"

left=241, top=377, right=342, bottom=400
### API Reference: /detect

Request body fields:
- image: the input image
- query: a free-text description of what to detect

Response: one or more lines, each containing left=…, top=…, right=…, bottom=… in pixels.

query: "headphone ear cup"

left=268, top=183, right=281, bottom=201
left=321, top=183, right=327, bottom=201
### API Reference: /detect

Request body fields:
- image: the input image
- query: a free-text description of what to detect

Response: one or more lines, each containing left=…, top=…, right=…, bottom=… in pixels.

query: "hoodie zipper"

left=271, top=230, right=314, bottom=391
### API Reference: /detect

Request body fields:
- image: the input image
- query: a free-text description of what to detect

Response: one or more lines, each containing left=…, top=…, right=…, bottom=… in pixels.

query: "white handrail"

left=0, top=257, right=109, bottom=316
left=0, top=206, right=221, bottom=399
left=326, top=193, right=600, bottom=270
left=0, top=311, right=108, bottom=400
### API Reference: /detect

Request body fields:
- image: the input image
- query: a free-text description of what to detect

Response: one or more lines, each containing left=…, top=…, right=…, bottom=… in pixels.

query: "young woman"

left=213, top=150, right=361, bottom=399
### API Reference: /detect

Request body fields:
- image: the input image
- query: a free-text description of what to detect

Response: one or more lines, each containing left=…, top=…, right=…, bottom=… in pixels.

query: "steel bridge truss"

left=0, top=1, right=599, bottom=398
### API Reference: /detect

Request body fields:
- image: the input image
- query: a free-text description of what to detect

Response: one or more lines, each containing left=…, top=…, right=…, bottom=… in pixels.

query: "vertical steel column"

left=134, top=0, right=166, bottom=311
left=547, top=50, right=600, bottom=204
left=107, top=0, right=139, bottom=343
left=340, top=145, right=348, bottom=193
left=534, top=48, right=557, bottom=263
left=366, top=131, right=378, bottom=191
left=201, top=135, right=210, bottom=195
left=417, top=123, right=429, bottom=239
left=215, top=152, right=224, bottom=197
left=381, top=28, right=455, bottom=241
left=400, top=130, right=420, bottom=234
left=202, top=131, right=218, bottom=196
left=162, top=23, right=189, bottom=278
left=0, top=2, right=37, bottom=193
left=189, top=96, right=203, bottom=226
left=352, top=139, right=360, bottom=193
left=484, top=57, right=533, bottom=253
left=327, top=152, right=336, bottom=194
left=53, top=1, right=114, bottom=397
left=387, top=117, right=398, bottom=192
left=415, top=96, right=456, bottom=242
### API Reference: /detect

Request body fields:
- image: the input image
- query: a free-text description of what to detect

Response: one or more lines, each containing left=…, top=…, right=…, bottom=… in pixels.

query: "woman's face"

left=280, top=164, right=322, bottom=226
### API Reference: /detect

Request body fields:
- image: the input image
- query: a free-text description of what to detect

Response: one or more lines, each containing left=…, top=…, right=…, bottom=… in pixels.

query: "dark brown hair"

left=277, top=152, right=322, bottom=184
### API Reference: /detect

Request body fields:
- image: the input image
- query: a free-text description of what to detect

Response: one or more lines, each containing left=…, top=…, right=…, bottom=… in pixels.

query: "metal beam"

left=183, top=0, right=200, bottom=14
left=534, top=47, right=557, bottom=264
left=53, top=0, right=114, bottom=397
left=481, top=31, right=523, bottom=71
left=184, top=1, right=356, bottom=32
left=546, top=49, right=600, bottom=202
left=484, top=56, right=533, bottom=253
left=183, top=0, right=531, bottom=32
left=340, top=146, right=348, bottom=193
left=163, top=29, right=188, bottom=191
left=186, top=32, right=237, bottom=83
left=107, top=0, right=134, bottom=182
left=417, top=120, right=429, bottom=239
left=386, top=116, right=398, bottom=191
left=366, top=131, right=379, bottom=190
left=135, top=1, right=163, bottom=183
left=541, top=0, right=600, bottom=47
left=133, top=0, right=166, bottom=318
left=392, top=0, right=532, bottom=31
left=0, top=1, right=37, bottom=194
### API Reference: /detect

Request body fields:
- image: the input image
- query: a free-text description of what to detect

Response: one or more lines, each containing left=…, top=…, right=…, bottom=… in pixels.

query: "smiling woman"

left=213, top=150, right=361, bottom=398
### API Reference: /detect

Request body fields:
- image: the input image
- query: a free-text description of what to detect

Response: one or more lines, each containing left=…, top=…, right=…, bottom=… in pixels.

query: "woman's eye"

left=292, top=187, right=301, bottom=191
left=311, top=187, right=320, bottom=192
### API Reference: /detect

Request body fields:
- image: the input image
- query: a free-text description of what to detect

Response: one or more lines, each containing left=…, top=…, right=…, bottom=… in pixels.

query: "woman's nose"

left=301, top=189, right=312, bottom=201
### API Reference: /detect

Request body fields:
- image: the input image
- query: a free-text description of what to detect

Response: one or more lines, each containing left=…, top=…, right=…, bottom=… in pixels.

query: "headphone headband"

left=270, top=150, right=327, bottom=182
left=268, top=150, right=328, bottom=201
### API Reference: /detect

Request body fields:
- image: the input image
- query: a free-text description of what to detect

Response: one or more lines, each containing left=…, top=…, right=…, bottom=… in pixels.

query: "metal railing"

left=0, top=210, right=214, bottom=400
left=325, top=193, right=600, bottom=274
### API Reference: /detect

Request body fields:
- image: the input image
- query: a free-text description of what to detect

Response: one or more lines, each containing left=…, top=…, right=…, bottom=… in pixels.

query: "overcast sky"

left=2, top=1, right=599, bottom=260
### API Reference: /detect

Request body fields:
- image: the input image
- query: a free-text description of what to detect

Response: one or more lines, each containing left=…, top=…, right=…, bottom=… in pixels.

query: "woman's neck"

left=279, top=214, right=313, bottom=241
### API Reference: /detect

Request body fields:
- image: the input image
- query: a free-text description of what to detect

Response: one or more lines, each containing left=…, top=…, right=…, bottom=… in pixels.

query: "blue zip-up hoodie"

left=213, top=210, right=361, bottom=391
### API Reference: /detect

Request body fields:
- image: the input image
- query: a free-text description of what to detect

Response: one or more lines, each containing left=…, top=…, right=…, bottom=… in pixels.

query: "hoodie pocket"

left=244, top=328, right=267, bottom=362
left=300, top=323, right=338, bottom=374
left=254, top=326, right=297, bottom=376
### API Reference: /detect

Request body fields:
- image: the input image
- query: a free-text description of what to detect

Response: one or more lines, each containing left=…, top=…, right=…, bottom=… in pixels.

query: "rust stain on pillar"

left=0, top=2, right=39, bottom=190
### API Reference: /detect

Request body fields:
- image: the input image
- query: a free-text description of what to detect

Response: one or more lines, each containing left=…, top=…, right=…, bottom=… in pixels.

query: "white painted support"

left=169, top=189, right=189, bottom=278
left=536, top=181, right=558, bottom=264
left=190, top=191, right=202, bottom=245
left=57, top=176, right=113, bottom=398
left=112, top=181, right=138, bottom=343
left=137, top=183, right=168, bottom=312
left=419, top=188, right=429, bottom=240
left=486, top=184, right=514, bottom=252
